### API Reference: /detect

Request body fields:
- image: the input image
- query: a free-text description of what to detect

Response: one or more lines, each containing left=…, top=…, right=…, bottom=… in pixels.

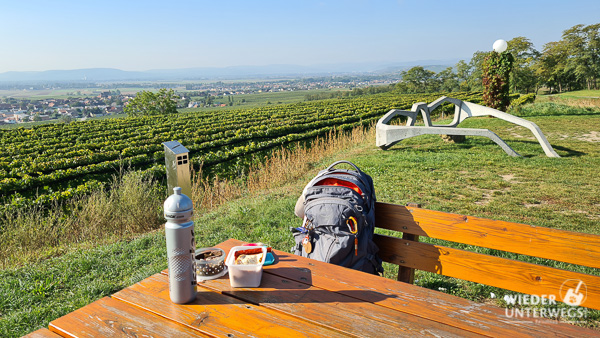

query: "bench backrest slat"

left=374, top=233, right=600, bottom=310
left=375, top=202, right=600, bottom=269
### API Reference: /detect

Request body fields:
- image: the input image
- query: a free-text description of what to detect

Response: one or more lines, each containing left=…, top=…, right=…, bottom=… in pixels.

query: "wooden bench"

left=373, top=202, right=600, bottom=311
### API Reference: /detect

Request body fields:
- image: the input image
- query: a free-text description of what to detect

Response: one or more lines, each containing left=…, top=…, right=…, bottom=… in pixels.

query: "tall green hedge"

left=483, top=52, right=514, bottom=111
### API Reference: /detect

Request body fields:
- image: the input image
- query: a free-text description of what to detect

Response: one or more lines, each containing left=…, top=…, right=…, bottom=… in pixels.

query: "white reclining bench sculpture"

left=376, top=96, right=560, bottom=157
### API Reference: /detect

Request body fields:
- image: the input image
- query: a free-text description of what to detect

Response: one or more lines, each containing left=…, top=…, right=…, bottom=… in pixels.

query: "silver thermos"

left=164, top=187, right=197, bottom=304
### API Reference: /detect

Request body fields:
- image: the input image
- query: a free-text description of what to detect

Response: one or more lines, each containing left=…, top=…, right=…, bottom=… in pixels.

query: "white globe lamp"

left=493, top=39, right=508, bottom=53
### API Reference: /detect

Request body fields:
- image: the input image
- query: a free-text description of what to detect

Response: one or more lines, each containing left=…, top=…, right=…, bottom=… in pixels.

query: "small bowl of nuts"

left=195, top=247, right=227, bottom=281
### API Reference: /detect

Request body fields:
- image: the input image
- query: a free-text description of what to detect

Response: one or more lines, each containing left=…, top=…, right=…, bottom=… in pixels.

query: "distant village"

left=0, top=75, right=399, bottom=125
left=0, top=91, right=129, bottom=125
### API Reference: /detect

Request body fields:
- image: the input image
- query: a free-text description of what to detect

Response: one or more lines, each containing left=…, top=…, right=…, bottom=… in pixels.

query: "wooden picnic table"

left=33, top=238, right=597, bottom=337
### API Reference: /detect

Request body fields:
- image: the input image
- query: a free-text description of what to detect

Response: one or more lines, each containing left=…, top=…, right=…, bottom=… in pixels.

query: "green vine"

left=483, top=51, right=514, bottom=111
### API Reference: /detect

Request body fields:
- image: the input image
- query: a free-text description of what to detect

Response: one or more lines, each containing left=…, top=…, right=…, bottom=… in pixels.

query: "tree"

left=562, top=24, right=600, bottom=90
left=400, top=66, right=438, bottom=93
left=438, top=67, right=459, bottom=92
left=124, top=88, right=178, bottom=117
left=59, top=115, right=74, bottom=124
left=507, top=37, right=540, bottom=93
left=455, top=60, right=472, bottom=91
left=467, top=51, right=488, bottom=91
left=534, top=40, right=570, bottom=93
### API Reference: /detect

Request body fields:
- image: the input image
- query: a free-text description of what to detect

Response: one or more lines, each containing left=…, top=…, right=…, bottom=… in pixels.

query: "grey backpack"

left=292, top=161, right=383, bottom=275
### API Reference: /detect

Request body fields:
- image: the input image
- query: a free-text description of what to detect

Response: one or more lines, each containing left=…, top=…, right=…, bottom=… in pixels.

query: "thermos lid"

left=164, top=187, right=193, bottom=214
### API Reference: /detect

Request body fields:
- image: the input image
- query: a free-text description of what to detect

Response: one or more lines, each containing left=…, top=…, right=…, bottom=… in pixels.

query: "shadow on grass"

left=385, top=139, right=586, bottom=158
left=514, top=112, right=600, bottom=118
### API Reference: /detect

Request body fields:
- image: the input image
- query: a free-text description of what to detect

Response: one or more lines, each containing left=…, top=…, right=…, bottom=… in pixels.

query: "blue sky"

left=1, top=0, right=599, bottom=73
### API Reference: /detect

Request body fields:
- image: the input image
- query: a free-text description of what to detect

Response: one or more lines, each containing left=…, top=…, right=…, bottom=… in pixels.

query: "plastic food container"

left=195, top=247, right=227, bottom=281
left=225, top=246, right=267, bottom=288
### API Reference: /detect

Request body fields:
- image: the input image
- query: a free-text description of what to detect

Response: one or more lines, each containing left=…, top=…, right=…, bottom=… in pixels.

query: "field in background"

left=180, top=88, right=350, bottom=112
left=0, top=78, right=326, bottom=100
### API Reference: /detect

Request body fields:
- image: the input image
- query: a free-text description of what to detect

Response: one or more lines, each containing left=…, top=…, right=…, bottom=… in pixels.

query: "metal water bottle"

left=164, top=187, right=197, bottom=304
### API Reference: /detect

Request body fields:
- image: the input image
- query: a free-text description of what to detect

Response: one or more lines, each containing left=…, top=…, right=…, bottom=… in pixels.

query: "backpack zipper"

left=315, top=174, right=370, bottom=195
left=315, top=171, right=370, bottom=192
left=304, top=197, right=356, bottom=209
left=315, top=174, right=373, bottom=209
left=325, top=232, right=338, bottom=262
left=304, top=197, right=365, bottom=234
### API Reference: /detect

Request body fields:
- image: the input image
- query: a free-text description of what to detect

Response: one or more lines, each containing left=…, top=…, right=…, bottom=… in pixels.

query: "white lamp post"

left=493, top=39, right=508, bottom=53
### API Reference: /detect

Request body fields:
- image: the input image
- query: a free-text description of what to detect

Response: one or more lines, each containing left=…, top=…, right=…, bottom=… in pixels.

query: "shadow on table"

left=223, top=288, right=393, bottom=305
left=221, top=266, right=394, bottom=304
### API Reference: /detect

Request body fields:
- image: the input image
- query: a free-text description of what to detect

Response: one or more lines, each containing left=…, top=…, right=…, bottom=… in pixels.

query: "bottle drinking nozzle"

left=164, top=187, right=197, bottom=304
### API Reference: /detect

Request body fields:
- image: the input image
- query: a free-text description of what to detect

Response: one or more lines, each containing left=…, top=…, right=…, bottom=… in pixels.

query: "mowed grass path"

left=1, top=112, right=599, bottom=336
left=555, top=89, right=600, bottom=98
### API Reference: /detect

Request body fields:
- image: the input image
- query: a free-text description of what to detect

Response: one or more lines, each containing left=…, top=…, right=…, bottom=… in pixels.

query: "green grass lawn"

left=2, top=110, right=599, bottom=336
left=555, top=89, right=600, bottom=98
left=536, top=89, right=600, bottom=105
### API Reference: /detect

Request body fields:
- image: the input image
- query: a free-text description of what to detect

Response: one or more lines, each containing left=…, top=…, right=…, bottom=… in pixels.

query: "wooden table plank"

left=196, top=269, right=482, bottom=337
left=210, top=238, right=597, bottom=338
left=112, top=273, right=350, bottom=337
left=48, top=297, right=210, bottom=338
left=22, top=328, right=62, bottom=338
